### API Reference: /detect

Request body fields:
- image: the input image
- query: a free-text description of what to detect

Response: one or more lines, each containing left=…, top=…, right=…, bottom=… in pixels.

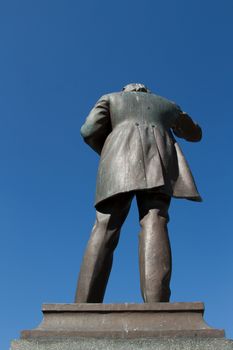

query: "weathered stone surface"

left=11, top=302, right=228, bottom=349
left=20, top=303, right=224, bottom=339
left=10, top=337, right=233, bottom=350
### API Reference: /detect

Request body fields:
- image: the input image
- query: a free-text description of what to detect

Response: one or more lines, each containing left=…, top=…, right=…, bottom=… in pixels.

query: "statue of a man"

left=75, top=83, right=202, bottom=303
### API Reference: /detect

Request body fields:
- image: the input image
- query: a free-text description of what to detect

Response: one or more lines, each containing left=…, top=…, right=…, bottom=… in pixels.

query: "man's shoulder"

left=150, top=93, right=174, bottom=104
left=104, top=91, right=170, bottom=101
left=98, top=91, right=180, bottom=110
left=106, top=92, right=122, bottom=98
left=151, top=93, right=182, bottom=111
left=97, top=92, right=121, bottom=101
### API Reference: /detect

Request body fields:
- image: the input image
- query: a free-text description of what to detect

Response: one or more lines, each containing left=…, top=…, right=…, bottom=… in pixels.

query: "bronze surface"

left=76, top=83, right=202, bottom=303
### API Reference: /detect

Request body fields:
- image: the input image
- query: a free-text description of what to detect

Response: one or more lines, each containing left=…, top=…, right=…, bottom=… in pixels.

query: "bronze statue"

left=75, top=83, right=202, bottom=303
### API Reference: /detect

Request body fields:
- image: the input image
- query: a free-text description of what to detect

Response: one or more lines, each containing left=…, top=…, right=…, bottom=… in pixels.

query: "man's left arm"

left=81, top=95, right=111, bottom=154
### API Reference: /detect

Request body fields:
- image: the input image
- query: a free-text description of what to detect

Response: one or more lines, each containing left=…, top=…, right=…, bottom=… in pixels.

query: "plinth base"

left=11, top=337, right=233, bottom=350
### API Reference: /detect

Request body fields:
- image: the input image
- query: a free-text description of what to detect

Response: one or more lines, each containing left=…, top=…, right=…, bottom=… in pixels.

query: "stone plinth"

left=20, top=302, right=224, bottom=339
left=11, top=302, right=233, bottom=350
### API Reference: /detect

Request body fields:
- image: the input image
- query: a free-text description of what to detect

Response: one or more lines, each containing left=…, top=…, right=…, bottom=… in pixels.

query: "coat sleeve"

left=80, top=95, right=112, bottom=154
left=171, top=104, right=202, bottom=142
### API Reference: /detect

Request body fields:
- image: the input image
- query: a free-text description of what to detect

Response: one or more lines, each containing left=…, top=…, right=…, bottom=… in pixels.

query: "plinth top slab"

left=42, top=302, right=205, bottom=312
left=21, top=302, right=225, bottom=339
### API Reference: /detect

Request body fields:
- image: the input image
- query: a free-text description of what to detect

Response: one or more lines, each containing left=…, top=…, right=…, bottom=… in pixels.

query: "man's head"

left=122, top=83, right=150, bottom=93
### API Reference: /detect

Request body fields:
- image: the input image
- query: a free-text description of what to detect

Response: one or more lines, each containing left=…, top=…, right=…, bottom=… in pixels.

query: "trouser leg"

left=75, top=193, right=133, bottom=303
left=136, top=192, right=171, bottom=302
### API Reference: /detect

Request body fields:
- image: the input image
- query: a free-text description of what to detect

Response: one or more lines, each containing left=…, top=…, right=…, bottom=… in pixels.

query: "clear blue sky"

left=0, top=1, right=233, bottom=349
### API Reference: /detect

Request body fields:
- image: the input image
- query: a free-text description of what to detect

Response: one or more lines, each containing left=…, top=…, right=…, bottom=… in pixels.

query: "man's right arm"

left=172, top=110, right=202, bottom=142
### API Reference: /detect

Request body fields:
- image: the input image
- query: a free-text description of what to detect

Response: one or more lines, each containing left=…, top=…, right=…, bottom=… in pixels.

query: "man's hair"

left=122, top=83, right=151, bottom=93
